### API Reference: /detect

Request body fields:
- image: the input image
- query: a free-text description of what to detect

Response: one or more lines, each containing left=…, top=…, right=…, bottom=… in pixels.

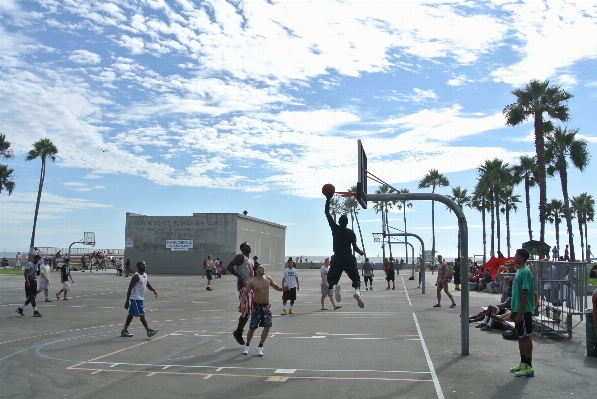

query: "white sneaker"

left=242, top=345, right=250, bottom=355
left=333, top=285, right=341, bottom=302
left=353, top=290, right=364, bottom=308
left=255, top=346, right=264, bottom=356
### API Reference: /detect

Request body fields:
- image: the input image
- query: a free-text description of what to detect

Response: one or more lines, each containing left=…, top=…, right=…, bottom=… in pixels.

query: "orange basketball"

left=322, top=183, right=335, bottom=198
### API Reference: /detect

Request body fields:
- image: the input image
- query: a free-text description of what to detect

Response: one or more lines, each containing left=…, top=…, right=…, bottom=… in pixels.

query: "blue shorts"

left=128, top=299, right=145, bottom=317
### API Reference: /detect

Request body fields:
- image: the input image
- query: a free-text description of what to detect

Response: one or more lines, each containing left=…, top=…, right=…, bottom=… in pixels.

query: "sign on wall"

left=166, top=240, right=193, bottom=251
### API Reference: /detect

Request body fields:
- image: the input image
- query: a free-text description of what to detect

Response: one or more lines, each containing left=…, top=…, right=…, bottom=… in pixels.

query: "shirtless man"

left=227, top=242, right=255, bottom=345
left=203, top=255, right=215, bottom=291
left=433, top=255, right=457, bottom=308
left=240, top=262, right=287, bottom=356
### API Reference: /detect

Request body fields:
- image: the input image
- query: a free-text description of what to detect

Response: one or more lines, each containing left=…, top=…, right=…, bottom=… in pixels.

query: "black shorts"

left=282, top=287, right=297, bottom=301
left=206, top=269, right=213, bottom=281
left=25, top=278, right=38, bottom=299
left=386, top=270, right=395, bottom=281
left=364, top=275, right=373, bottom=284
left=512, top=312, right=533, bottom=338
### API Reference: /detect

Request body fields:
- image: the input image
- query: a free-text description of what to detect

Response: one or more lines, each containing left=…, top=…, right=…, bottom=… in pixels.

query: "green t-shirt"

left=511, top=265, right=534, bottom=314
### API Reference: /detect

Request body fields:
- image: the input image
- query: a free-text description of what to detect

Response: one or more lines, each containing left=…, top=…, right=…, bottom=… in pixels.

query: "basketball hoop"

left=84, top=232, right=95, bottom=247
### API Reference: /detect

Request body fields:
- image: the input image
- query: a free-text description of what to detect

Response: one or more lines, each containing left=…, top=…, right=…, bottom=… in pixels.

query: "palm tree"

left=478, top=159, right=510, bottom=257
left=396, top=188, right=413, bottom=264
left=328, top=196, right=342, bottom=223
left=372, top=184, right=396, bottom=257
left=545, top=126, right=590, bottom=261
left=0, top=164, right=15, bottom=195
left=472, top=184, right=491, bottom=265
left=26, top=138, right=58, bottom=261
left=546, top=199, right=565, bottom=252
left=571, top=193, right=595, bottom=262
left=418, top=169, right=449, bottom=263
left=346, top=185, right=365, bottom=258
left=0, top=134, right=14, bottom=159
left=447, top=186, right=472, bottom=258
left=511, top=155, right=538, bottom=241
left=500, top=185, right=521, bottom=257
left=504, top=79, right=573, bottom=258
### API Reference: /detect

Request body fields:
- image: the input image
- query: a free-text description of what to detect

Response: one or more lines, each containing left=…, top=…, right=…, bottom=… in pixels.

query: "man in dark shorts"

left=509, top=248, right=535, bottom=377
left=324, top=193, right=365, bottom=308
left=16, top=254, right=42, bottom=317
left=227, top=242, right=255, bottom=345
left=281, top=260, right=299, bottom=314
left=385, top=257, right=395, bottom=290
left=240, top=262, right=287, bottom=356
left=362, top=258, right=374, bottom=291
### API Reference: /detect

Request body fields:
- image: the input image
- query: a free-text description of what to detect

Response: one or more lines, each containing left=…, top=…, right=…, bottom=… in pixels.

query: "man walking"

left=121, top=261, right=158, bottom=338
left=16, top=254, right=42, bottom=317
left=386, top=257, right=396, bottom=290
left=587, top=245, right=593, bottom=262
left=227, top=242, right=255, bottom=345
left=433, top=255, right=457, bottom=308
left=203, top=255, right=215, bottom=291
left=56, top=258, right=74, bottom=300
left=362, top=258, right=374, bottom=291
left=281, top=259, right=299, bottom=314
left=240, top=262, right=287, bottom=356
left=36, top=257, right=52, bottom=302
left=15, top=251, right=21, bottom=269
left=320, top=258, right=341, bottom=310
left=323, top=193, right=365, bottom=308
left=509, top=248, right=535, bottom=377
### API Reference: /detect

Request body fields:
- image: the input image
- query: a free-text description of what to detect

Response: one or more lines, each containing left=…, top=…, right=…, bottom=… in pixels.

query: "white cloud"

left=274, top=110, right=360, bottom=134
left=69, top=49, right=101, bottom=64
left=490, top=0, right=597, bottom=85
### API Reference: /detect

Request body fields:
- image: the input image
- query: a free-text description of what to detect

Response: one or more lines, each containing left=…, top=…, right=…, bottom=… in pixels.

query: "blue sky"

left=1, top=0, right=596, bottom=261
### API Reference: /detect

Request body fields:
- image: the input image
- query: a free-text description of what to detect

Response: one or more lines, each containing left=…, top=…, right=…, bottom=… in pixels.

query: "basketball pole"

left=367, top=192, right=470, bottom=356
left=380, top=232, right=425, bottom=294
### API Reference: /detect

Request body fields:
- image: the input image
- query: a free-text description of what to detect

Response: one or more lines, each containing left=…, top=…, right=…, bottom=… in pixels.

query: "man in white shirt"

left=15, top=252, right=21, bottom=269
left=320, top=258, right=341, bottom=310
left=36, top=257, right=52, bottom=302
left=281, top=260, right=299, bottom=315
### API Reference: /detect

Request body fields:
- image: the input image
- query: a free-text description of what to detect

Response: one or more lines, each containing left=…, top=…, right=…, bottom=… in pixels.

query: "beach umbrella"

left=521, top=240, right=551, bottom=257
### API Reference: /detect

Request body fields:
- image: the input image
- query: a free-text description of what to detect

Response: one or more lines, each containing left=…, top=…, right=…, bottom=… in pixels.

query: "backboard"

left=84, top=232, right=95, bottom=247
left=356, top=139, right=367, bottom=209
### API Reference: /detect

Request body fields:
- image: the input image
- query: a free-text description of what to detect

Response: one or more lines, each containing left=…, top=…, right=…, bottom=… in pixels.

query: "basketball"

left=322, top=183, right=335, bottom=198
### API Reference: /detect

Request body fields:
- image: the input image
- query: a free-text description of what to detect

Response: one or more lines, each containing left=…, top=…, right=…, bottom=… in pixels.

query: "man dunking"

left=324, top=192, right=365, bottom=308
left=240, top=262, right=287, bottom=356
left=227, top=242, right=255, bottom=345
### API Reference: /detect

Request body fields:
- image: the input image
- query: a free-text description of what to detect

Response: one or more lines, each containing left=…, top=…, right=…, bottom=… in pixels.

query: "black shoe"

left=475, top=323, right=487, bottom=328
left=147, top=329, right=159, bottom=338
left=33, top=310, right=42, bottom=317
left=16, top=307, right=24, bottom=316
left=481, top=325, right=493, bottom=331
left=232, top=330, right=245, bottom=345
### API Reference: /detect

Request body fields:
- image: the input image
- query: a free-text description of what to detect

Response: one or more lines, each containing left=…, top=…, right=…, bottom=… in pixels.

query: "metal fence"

left=529, top=260, right=589, bottom=338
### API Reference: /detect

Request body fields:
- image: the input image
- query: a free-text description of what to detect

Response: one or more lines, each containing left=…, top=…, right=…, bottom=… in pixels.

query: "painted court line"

left=401, top=276, right=412, bottom=306
left=412, top=313, right=445, bottom=399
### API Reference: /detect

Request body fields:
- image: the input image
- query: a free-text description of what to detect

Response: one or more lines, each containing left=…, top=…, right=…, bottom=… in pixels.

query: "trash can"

left=586, top=309, right=597, bottom=358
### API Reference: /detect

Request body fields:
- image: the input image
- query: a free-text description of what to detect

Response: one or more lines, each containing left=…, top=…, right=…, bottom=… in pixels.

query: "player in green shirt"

left=509, top=248, right=535, bottom=377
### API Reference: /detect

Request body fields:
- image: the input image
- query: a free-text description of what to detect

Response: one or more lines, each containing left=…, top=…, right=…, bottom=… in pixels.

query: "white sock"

left=33, top=307, right=37, bottom=311
left=21, top=303, right=26, bottom=308
left=483, top=316, right=489, bottom=324
left=289, top=305, right=293, bottom=310
left=487, top=320, right=493, bottom=327
left=283, top=305, right=286, bottom=310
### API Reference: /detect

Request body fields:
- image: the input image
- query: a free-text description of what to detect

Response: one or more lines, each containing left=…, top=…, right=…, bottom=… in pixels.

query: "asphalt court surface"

left=1, top=269, right=596, bottom=399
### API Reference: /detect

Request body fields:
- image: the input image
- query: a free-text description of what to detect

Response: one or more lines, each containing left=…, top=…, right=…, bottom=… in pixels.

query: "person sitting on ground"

left=589, top=264, right=597, bottom=279
left=470, top=297, right=511, bottom=331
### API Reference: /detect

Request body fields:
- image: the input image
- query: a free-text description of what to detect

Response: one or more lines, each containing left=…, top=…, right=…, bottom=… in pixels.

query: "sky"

left=1, top=0, right=596, bottom=262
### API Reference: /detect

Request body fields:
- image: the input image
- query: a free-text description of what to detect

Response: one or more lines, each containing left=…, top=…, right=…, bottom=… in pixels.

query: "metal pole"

left=385, top=233, right=425, bottom=294
left=368, top=192, right=469, bottom=355
left=390, top=240, right=415, bottom=279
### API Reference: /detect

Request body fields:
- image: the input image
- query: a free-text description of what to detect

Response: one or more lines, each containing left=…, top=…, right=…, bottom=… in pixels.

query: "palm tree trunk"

left=555, top=215, right=560, bottom=251
left=352, top=208, right=365, bottom=258
left=28, top=157, right=46, bottom=261
left=559, top=165, right=576, bottom=261
left=495, top=187, right=501, bottom=255
left=584, top=219, right=589, bottom=261
left=577, top=215, right=584, bottom=262
left=385, top=205, right=392, bottom=258
left=506, top=204, right=511, bottom=257
left=490, top=190, right=495, bottom=257
left=535, top=114, right=547, bottom=258
left=482, top=198, right=487, bottom=265
left=431, top=199, right=435, bottom=262
left=525, top=177, right=533, bottom=240
left=404, top=207, right=408, bottom=265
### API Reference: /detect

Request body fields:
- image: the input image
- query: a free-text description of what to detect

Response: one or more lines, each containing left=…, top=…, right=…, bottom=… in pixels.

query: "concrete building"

left=124, top=212, right=286, bottom=274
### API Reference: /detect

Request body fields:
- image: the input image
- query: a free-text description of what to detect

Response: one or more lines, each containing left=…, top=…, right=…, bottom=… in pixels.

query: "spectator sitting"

left=469, top=297, right=511, bottom=331
left=589, top=265, right=597, bottom=278
left=477, top=268, right=492, bottom=292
